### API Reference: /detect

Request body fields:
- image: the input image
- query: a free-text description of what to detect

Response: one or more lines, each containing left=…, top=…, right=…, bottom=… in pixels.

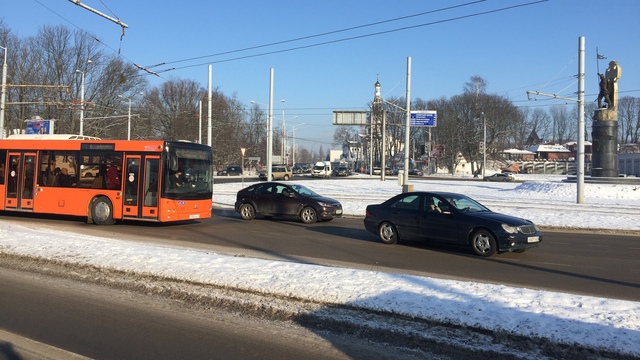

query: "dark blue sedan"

left=364, top=191, right=542, bottom=257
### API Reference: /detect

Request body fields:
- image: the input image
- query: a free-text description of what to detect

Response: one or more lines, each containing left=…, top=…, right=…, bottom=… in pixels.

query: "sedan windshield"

left=290, top=184, right=319, bottom=197
left=443, top=194, right=489, bottom=213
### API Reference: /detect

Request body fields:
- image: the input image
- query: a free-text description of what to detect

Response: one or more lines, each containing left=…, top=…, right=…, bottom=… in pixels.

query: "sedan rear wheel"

left=470, top=229, right=497, bottom=257
left=239, top=203, right=256, bottom=220
left=378, top=221, right=398, bottom=244
left=300, top=206, right=317, bottom=224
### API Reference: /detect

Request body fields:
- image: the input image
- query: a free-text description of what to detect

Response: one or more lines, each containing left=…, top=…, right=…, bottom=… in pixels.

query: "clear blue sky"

left=3, top=0, right=639, bottom=151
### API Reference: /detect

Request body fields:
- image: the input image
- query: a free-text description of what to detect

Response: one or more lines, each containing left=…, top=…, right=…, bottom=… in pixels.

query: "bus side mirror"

left=169, top=156, right=179, bottom=172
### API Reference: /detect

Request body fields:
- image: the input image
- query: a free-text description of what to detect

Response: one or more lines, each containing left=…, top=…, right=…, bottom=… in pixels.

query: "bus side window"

left=0, top=150, right=6, bottom=185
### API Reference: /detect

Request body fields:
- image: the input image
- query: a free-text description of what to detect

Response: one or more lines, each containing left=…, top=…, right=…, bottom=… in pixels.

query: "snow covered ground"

left=1, top=174, right=639, bottom=357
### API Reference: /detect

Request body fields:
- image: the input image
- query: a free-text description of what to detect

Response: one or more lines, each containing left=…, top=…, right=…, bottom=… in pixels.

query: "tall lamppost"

left=290, top=123, right=305, bottom=168
left=75, top=59, right=92, bottom=136
left=482, top=112, right=487, bottom=178
left=280, top=99, right=286, bottom=164
left=0, top=45, right=7, bottom=139
left=119, top=92, right=143, bottom=140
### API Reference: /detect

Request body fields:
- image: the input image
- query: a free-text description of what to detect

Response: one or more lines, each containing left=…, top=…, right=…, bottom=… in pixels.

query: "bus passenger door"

left=123, top=156, right=141, bottom=218
left=5, top=152, right=36, bottom=211
left=141, top=156, right=160, bottom=219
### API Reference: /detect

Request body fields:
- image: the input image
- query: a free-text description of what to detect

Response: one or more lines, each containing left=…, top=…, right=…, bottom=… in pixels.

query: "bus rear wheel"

left=91, top=196, right=115, bottom=225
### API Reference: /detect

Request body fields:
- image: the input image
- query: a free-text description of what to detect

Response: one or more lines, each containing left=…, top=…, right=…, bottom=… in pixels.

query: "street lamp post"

left=280, top=99, right=286, bottom=164
left=482, top=112, right=487, bottom=178
left=75, top=59, right=92, bottom=136
left=119, top=92, right=143, bottom=140
left=290, top=123, right=305, bottom=168
left=77, top=70, right=85, bottom=135
left=0, top=45, right=7, bottom=139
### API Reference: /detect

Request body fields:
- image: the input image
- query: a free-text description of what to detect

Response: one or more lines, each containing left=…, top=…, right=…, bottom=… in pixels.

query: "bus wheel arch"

left=89, top=196, right=116, bottom=225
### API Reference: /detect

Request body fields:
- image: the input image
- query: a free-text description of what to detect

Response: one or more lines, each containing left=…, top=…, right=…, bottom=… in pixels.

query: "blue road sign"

left=410, top=111, right=437, bottom=127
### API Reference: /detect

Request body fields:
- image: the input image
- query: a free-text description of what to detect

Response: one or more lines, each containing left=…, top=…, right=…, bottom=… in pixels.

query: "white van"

left=311, top=161, right=332, bottom=178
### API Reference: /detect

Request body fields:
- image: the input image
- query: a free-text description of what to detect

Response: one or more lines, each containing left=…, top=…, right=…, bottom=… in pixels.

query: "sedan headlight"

left=501, top=223, right=519, bottom=234
left=317, top=202, right=331, bottom=207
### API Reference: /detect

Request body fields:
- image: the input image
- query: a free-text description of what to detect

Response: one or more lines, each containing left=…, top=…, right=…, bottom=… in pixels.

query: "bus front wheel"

left=91, top=196, right=115, bottom=225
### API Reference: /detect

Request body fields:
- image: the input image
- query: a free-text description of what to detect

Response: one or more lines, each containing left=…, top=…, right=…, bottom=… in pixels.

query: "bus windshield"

left=163, top=145, right=213, bottom=200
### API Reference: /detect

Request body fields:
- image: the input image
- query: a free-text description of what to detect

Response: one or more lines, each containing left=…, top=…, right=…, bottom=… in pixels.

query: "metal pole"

left=127, top=98, right=131, bottom=140
left=381, top=110, right=386, bottom=181
left=369, top=112, right=373, bottom=176
left=428, top=128, right=432, bottom=175
left=577, top=36, right=585, bottom=204
left=207, top=65, right=212, bottom=147
left=80, top=71, right=85, bottom=136
left=483, top=112, right=486, bottom=178
left=267, top=68, right=274, bottom=181
left=0, top=46, right=7, bottom=139
left=403, top=56, right=411, bottom=188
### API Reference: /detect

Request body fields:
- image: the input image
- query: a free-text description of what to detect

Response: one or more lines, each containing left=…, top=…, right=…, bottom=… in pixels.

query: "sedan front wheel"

left=300, top=206, right=317, bottom=224
left=470, top=229, right=497, bottom=257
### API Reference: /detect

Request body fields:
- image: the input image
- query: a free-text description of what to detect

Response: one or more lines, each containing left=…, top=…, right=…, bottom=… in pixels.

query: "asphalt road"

left=0, top=267, right=421, bottom=360
left=4, top=209, right=639, bottom=302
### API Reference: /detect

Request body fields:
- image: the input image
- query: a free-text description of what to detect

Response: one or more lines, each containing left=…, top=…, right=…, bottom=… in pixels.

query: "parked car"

left=363, top=191, right=542, bottom=257
left=258, top=165, right=292, bottom=181
left=483, top=173, right=513, bottom=182
left=235, top=182, right=343, bottom=224
left=217, top=165, right=242, bottom=176
left=333, top=165, right=350, bottom=176
left=371, top=167, right=382, bottom=175
left=409, top=168, right=424, bottom=176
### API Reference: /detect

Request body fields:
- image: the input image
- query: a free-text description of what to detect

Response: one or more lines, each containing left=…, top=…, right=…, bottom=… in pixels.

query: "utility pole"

left=267, top=69, right=274, bottom=181
left=0, top=45, right=7, bottom=139
left=403, top=56, right=412, bottom=192
left=527, top=36, right=586, bottom=204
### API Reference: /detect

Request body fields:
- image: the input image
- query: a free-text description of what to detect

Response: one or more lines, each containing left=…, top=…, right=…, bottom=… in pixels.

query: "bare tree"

left=617, top=97, right=639, bottom=144
left=0, top=24, right=147, bottom=137
left=241, top=102, right=267, bottom=165
left=527, top=108, right=552, bottom=143
left=549, top=105, right=574, bottom=144
left=145, top=78, right=204, bottom=141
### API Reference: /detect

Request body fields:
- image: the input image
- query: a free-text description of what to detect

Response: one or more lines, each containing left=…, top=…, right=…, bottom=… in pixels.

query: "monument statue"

left=596, top=73, right=611, bottom=108
left=592, top=60, right=622, bottom=177
left=604, top=60, right=622, bottom=108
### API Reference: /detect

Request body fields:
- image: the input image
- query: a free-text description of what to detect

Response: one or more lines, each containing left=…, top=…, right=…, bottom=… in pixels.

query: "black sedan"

left=235, top=182, right=343, bottom=224
left=363, top=191, right=542, bottom=257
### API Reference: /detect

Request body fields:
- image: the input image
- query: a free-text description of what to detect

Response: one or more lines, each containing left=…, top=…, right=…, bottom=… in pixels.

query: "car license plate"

left=527, top=236, right=539, bottom=243
left=189, top=214, right=201, bottom=219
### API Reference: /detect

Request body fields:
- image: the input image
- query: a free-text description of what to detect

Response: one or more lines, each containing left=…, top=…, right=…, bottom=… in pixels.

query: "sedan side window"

left=392, top=195, right=420, bottom=211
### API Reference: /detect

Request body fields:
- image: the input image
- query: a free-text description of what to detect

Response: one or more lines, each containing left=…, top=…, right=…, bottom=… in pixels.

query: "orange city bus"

left=0, top=135, right=213, bottom=225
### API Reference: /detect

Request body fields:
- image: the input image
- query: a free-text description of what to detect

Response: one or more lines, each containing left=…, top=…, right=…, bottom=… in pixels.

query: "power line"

left=156, top=0, right=549, bottom=73
left=155, top=0, right=488, bottom=67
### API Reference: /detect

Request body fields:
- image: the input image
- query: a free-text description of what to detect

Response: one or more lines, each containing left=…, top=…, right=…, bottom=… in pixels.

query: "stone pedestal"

left=591, top=109, right=618, bottom=177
